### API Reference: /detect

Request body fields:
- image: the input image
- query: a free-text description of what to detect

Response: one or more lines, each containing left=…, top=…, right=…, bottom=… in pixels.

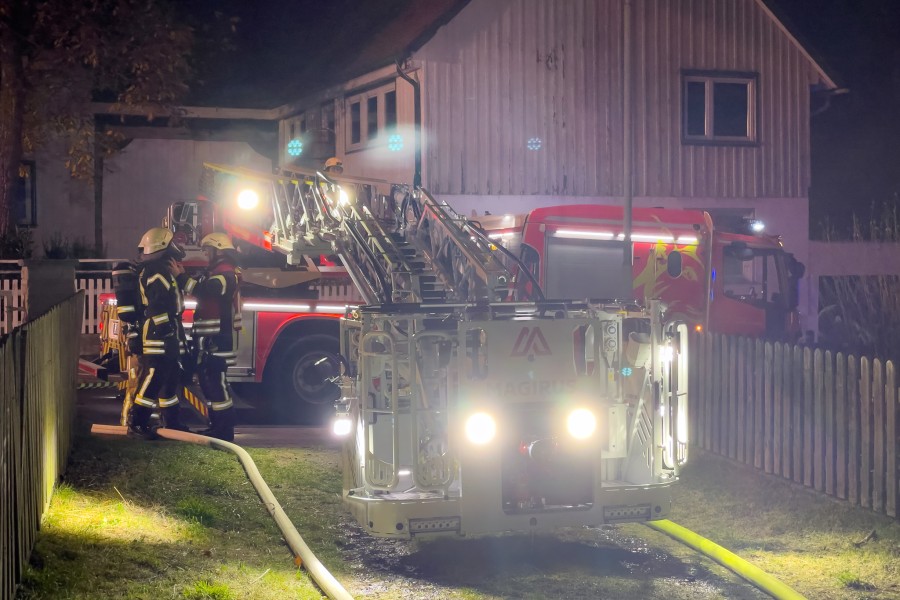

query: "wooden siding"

left=416, top=0, right=825, bottom=199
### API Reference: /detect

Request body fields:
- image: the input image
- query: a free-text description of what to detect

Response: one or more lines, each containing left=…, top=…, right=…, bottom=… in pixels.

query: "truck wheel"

left=270, top=334, right=341, bottom=424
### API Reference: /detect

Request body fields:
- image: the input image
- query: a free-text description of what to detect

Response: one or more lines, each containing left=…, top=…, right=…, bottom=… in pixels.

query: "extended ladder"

left=202, top=163, right=517, bottom=304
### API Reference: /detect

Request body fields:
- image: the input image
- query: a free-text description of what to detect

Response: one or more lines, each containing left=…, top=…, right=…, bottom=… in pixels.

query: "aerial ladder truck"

left=202, top=162, right=691, bottom=539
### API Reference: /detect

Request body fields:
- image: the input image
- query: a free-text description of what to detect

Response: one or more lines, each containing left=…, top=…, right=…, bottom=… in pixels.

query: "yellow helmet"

left=324, top=157, right=343, bottom=172
left=138, top=227, right=174, bottom=255
left=200, top=232, right=235, bottom=251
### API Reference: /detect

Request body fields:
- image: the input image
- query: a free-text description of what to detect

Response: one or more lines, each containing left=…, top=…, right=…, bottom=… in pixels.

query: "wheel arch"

left=260, top=316, right=341, bottom=384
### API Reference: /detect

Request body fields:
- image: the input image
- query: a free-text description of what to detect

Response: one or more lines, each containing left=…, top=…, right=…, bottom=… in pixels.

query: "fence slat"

left=755, top=339, right=765, bottom=470
left=848, top=356, right=860, bottom=505
left=781, top=343, right=793, bottom=479
left=887, top=361, right=897, bottom=518
left=803, top=347, right=814, bottom=488
left=737, top=337, right=747, bottom=464
left=873, top=359, right=885, bottom=514
left=701, top=333, right=712, bottom=451
left=836, top=354, right=848, bottom=500
left=825, top=351, right=835, bottom=496
left=793, top=346, right=804, bottom=485
left=861, top=357, right=872, bottom=509
left=773, top=342, right=783, bottom=477
left=814, top=349, right=825, bottom=493
left=728, top=336, right=738, bottom=460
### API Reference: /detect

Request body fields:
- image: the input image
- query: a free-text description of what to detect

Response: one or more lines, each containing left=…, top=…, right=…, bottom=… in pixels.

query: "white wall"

left=102, top=139, right=271, bottom=258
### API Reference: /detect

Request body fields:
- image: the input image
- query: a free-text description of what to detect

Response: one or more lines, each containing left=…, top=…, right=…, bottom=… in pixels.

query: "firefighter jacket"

left=185, top=258, right=242, bottom=351
left=139, top=259, right=190, bottom=356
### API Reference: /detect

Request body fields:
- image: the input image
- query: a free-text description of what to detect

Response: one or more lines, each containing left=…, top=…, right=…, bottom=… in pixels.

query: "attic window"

left=682, top=71, right=757, bottom=144
left=345, top=83, right=397, bottom=151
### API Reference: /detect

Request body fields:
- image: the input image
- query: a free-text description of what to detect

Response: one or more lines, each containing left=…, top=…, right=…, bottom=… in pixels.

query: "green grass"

left=19, top=426, right=900, bottom=599
left=16, top=433, right=340, bottom=599
left=668, top=451, right=900, bottom=599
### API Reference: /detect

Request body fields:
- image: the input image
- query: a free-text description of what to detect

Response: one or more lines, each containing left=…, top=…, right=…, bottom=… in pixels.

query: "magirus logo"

left=511, top=326, right=552, bottom=358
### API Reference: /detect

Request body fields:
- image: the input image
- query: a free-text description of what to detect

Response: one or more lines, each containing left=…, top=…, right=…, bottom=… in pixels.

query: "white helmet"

left=200, top=232, right=235, bottom=251
left=138, top=227, right=174, bottom=256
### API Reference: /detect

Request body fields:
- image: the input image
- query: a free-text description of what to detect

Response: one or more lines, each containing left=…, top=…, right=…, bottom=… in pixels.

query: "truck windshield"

left=722, top=246, right=788, bottom=307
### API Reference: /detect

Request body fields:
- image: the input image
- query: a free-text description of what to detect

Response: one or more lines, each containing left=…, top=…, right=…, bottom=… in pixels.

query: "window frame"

left=344, top=83, right=397, bottom=152
left=681, top=70, right=759, bottom=146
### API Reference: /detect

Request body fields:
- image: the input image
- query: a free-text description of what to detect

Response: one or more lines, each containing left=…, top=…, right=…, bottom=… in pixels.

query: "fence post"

left=737, top=337, right=747, bottom=464
left=781, top=342, right=793, bottom=479
left=727, top=336, right=738, bottom=460
left=861, top=357, right=872, bottom=509
left=873, top=359, right=885, bottom=514
left=792, top=345, right=804, bottom=485
left=848, top=355, right=860, bottom=505
left=886, top=361, right=897, bottom=518
left=754, top=339, right=765, bottom=470
left=825, top=351, right=835, bottom=497
left=773, top=342, right=784, bottom=477
left=836, top=353, right=848, bottom=500
left=803, top=347, right=814, bottom=488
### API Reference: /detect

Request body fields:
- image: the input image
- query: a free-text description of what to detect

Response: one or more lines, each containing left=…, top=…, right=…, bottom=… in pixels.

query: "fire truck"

left=479, top=205, right=804, bottom=340
left=198, top=163, right=690, bottom=539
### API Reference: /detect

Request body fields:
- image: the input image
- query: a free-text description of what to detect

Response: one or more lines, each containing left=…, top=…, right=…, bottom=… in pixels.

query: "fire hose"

left=90, top=424, right=354, bottom=600
left=645, top=519, right=805, bottom=600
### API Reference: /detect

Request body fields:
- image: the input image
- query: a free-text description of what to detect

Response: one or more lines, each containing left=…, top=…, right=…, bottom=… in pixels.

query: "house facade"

left=276, top=0, right=837, bottom=331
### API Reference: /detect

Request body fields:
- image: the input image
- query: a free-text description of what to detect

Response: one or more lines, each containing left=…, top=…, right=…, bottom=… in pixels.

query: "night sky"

left=186, top=0, right=900, bottom=235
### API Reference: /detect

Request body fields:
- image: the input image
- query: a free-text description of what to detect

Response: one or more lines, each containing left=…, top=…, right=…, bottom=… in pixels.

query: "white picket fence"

left=0, top=261, right=118, bottom=336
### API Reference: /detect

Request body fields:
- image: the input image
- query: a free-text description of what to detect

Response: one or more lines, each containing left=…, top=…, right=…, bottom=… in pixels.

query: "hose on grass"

left=645, top=519, right=805, bottom=600
left=91, top=424, right=354, bottom=600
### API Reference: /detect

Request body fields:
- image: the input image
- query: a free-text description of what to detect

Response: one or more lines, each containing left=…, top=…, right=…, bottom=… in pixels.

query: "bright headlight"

left=465, top=412, right=496, bottom=445
left=338, top=189, right=350, bottom=206
left=333, top=417, right=352, bottom=437
left=237, top=189, right=260, bottom=210
left=567, top=408, right=596, bottom=439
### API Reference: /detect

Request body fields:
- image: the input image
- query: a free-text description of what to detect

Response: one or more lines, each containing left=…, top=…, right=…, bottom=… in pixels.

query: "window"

left=345, top=84, right=397, bottom=150
left=350, top=101, right=361, bottom=144
left=14, top=161, right=36, bottom=227
left=682, top=71, right=757, bottom=144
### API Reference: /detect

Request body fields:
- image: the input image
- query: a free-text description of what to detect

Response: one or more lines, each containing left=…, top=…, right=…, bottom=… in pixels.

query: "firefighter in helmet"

left=324, top=157, right=343, bottom=174
left=128, top=227, right=191, bottom=439
left=183, top=232, right=241, bottom=441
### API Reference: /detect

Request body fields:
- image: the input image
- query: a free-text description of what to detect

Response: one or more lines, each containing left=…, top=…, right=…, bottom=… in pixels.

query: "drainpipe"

left=622, top=0, right=634, bottom=297
left=396, top=60, right=422, bottom=189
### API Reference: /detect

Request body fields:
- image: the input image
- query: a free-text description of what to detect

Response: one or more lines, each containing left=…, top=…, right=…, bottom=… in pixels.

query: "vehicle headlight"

left=338, top=189, right=350, bottom=206
left=237, top=188, right=260, bottom=210
left=332, top=416, right=353, bottom=437
left=567, top=408, right=596, bottom=439
left=464, top=412, right=496, bottom=445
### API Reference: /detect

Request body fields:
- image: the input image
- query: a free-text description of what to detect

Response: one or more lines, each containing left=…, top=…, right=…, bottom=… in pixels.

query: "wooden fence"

left=690, top=332, right=899, bottom=518
left=0, top=261, right=118, bottom=336
left=1, top=293, right=83, bottom=600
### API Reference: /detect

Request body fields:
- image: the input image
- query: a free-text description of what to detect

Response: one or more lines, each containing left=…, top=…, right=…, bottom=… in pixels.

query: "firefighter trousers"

left=198, top=352, right=235, bottom=440
left=130, top=353, right=184, bottom=429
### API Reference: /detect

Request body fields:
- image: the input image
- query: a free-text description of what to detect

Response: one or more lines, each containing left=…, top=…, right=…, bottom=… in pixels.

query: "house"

left=22, top=0, right=839, bottom=330
left=273, top=0, right=838, bottom=330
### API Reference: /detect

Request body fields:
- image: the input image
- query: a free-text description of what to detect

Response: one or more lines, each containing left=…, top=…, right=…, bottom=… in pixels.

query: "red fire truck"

left=99, top=198, right=363, bottom=423
left=480, top=205, right=804, bottom=340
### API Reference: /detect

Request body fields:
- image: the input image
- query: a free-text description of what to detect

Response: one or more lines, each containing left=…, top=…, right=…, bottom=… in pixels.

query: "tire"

left=268, top=334, right=342, bottom=424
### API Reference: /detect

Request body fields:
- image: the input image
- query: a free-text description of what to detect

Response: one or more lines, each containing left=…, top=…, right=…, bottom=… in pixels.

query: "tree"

left=0, top=0, right=194, bottom=235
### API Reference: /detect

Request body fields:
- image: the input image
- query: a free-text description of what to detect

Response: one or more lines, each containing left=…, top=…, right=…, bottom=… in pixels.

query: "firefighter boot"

left=126, top=405, right=159, bottom=440
left=200, top=407, right=235, bottom=442
left=160, top=405, right=191, bottom=432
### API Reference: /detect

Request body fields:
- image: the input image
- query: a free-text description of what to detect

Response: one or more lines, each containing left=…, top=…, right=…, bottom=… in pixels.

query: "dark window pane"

left=384, top=91, right=397, bottom=129
left=350, top=102, right=361, bottom=144
left=713, top=82, right=749, bottom=137
left=367, top=96, right=378, bottom=139
left=685, top=81, right=706, bottom=136
left=300, top=116, right=307, bottom=133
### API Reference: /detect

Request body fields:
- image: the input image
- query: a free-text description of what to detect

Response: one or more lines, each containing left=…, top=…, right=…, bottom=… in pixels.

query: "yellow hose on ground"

left=90, top=424, right=354, bottom=600
left=645, top=519, right=805, bottom=600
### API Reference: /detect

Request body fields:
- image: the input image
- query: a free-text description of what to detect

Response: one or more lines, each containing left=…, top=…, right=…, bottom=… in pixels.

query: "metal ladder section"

left=202, top=162, right=514, bottom=305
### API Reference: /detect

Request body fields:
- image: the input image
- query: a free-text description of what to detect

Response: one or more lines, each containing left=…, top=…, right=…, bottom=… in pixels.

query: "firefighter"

left=127, top=227, right=191, bottom=439
left=184, top=232, right=241, bottom=441
left=111, top=259, right=143, bottom=425
left=324, top=156, right=343, bottom=174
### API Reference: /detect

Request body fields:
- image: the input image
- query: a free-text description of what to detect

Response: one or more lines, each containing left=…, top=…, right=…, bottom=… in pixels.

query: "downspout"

left=396, top=60, right=422, bottom=189
left=622, top=0, right=634, bottom=296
